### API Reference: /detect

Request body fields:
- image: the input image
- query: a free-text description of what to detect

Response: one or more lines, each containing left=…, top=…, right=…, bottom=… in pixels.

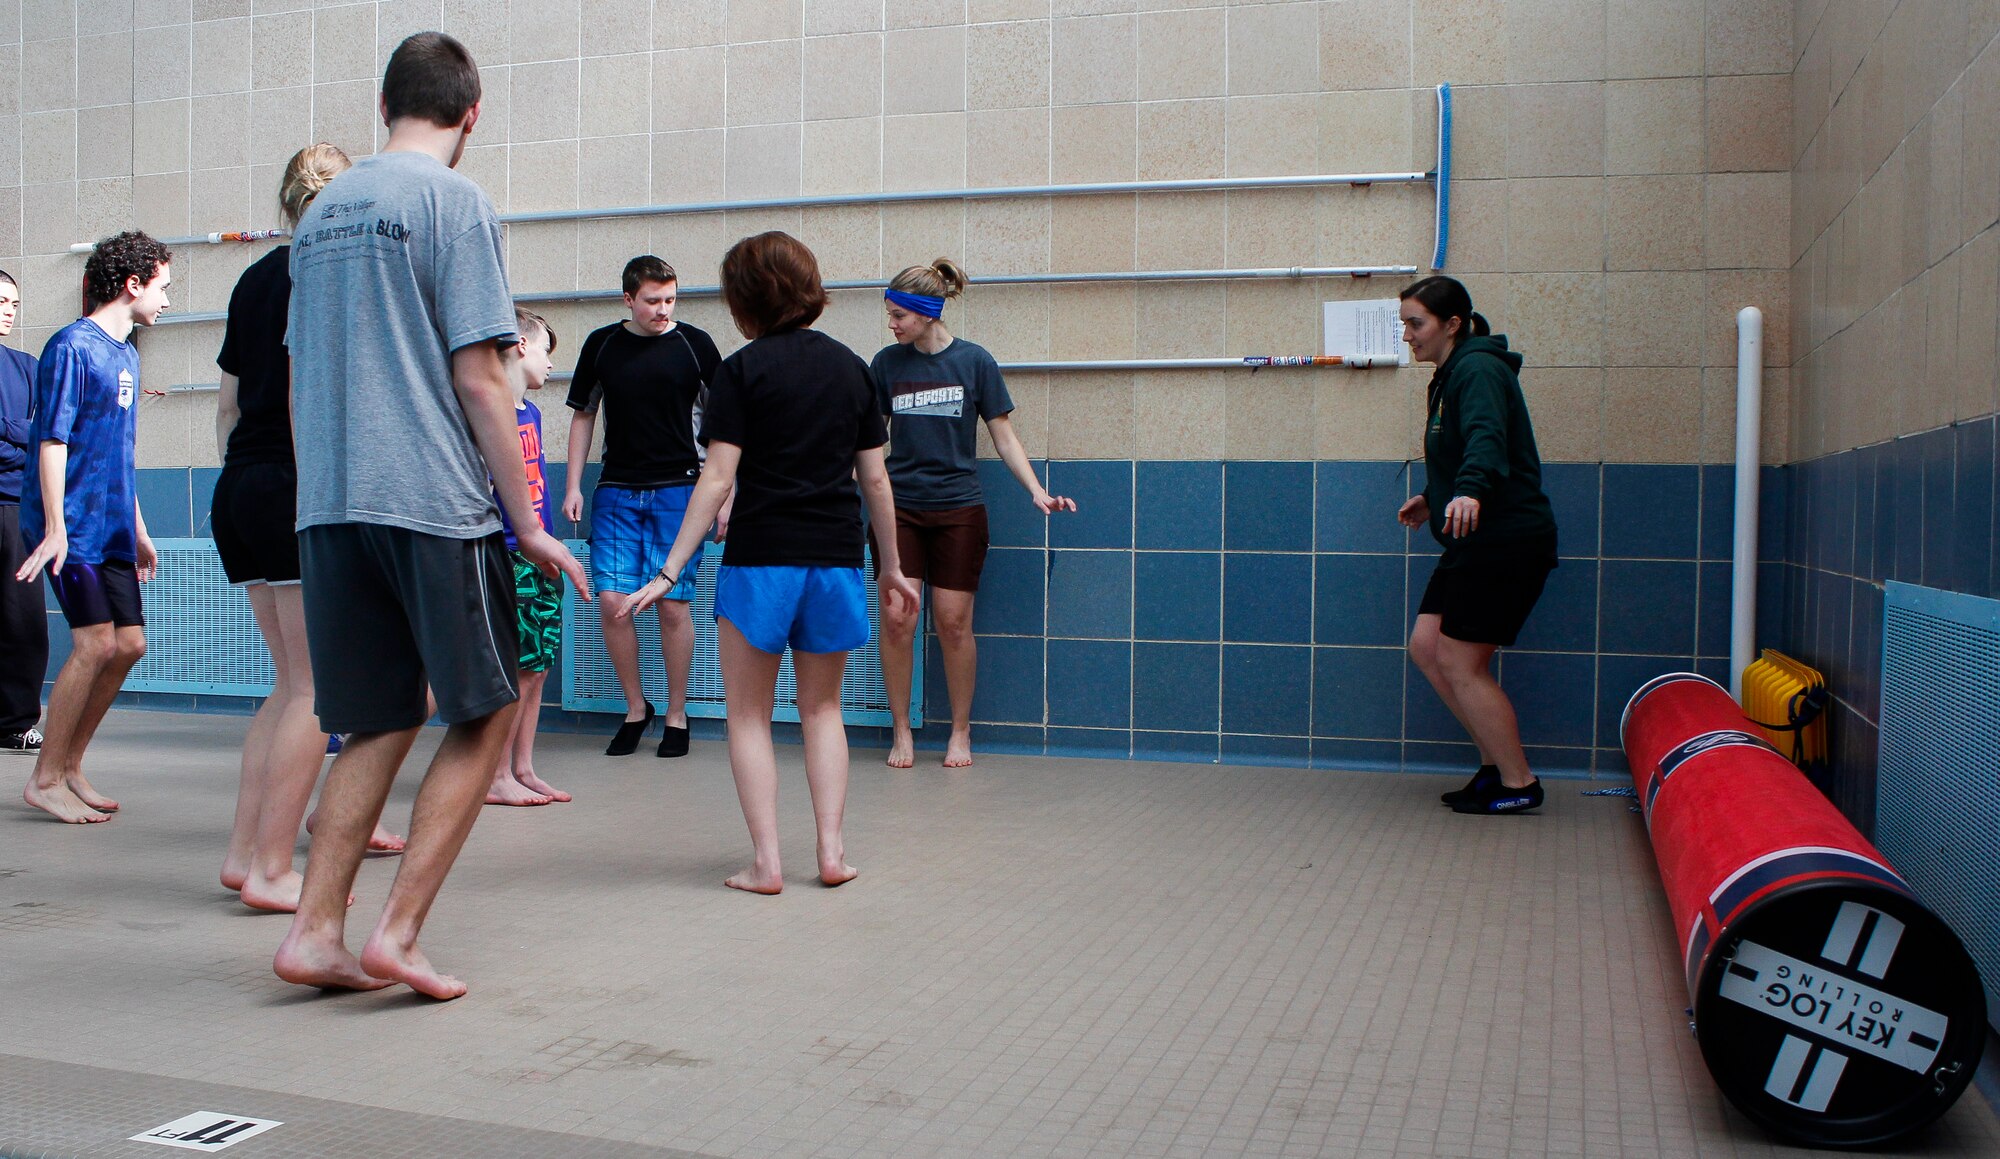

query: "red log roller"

left=1620, top=672, right=1988, bottom=1148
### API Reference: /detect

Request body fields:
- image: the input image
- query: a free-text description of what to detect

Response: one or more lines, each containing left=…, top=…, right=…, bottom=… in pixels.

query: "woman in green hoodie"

left=1395, top=276, right=1558, bottom=816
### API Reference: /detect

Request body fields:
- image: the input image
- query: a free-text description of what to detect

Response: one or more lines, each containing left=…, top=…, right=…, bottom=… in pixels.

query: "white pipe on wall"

left=1730, top=306, right=1764, bottom=700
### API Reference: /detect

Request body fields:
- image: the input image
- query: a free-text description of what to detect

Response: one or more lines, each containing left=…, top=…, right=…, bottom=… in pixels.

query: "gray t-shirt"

left=288, top=151, right=516, bottom=538
left=871, top=338, right=1014, bottom=510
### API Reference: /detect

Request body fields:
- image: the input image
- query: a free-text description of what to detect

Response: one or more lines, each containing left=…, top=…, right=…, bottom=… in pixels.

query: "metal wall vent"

left=1876, top=580, right=2000, bottom=1030
left=123, top=538, right=276, bottom=697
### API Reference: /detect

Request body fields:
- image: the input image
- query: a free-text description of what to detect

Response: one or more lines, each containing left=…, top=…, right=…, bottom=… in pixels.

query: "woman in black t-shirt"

left=625, top=232, right=918, bottom=895
left=212, top=145, right=403, bottom=912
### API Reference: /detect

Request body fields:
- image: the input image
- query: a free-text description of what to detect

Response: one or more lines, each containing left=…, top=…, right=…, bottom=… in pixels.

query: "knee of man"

left=117, top=635, right=147, bottom=666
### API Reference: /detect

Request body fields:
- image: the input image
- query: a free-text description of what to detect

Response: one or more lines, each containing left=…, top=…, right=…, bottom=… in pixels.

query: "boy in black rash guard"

left=562, top=256, right=722, bottom=758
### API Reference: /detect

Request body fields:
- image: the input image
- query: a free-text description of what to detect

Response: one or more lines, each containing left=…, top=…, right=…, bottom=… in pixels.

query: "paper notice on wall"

left=1323, top=299, right=1411, bottom=367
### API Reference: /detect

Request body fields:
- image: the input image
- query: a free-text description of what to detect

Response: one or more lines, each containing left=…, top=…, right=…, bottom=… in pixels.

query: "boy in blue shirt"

left=14, top=232, right=173, bottom=824
left=0, top=270, right=46, bottom=755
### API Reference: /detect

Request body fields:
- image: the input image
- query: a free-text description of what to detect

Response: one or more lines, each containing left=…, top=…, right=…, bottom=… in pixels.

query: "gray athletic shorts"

left=299, top=523, right=520, bottom=734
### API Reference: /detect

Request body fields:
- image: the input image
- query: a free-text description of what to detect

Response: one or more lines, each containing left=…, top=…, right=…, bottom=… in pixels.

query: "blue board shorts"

left=591, top=482, right=704, bottom=599
left=715, top=565, right=869, bottom=655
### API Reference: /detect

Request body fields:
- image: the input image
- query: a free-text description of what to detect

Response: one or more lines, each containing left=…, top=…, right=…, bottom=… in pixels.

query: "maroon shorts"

left=870, top=505, right=990, bottom=592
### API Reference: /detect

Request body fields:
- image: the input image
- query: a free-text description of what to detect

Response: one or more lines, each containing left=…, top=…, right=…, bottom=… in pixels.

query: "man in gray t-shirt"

left=273, top=31, right=587, bottom=1004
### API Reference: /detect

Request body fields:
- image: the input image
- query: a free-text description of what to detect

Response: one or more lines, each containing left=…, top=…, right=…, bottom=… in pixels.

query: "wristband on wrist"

left=656, top=564, right=680, bottom=588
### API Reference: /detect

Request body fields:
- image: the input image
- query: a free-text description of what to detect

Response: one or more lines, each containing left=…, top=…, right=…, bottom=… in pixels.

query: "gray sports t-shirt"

left=871, top=338, right=1014, bottom=510
left=288, top=151, right=516, bottom=538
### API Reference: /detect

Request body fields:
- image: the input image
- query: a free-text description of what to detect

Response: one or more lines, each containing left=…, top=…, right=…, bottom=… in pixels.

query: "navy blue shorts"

left=49, top=559, right=144, bottom=629
left=715, top=565, right=869, bottom=655
left=590, top=483, right=704, bottom=598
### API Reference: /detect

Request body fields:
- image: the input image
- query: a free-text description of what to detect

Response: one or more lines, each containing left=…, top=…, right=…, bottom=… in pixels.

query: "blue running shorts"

left=590, top=482, right=704, bottom=599
left=714, top=565, right=869, bottom=655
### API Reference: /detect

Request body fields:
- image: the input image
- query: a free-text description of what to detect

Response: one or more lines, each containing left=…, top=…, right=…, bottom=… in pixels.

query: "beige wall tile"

left=1962, top=41, right=2000, bottom=239
left=1602, top=367, right=1700, bottom=461
left=513, top=0, right=582, bottom=64
left=891, top=0, right=971, bottom=31
left=1313, top=366, right=1421, bottom=461
left=132, top=170, right=189, bottom=237
left=77, top=174, right=132, bottom=240
left=0, top=117, right=20, bottom=189
left=1443, top=83, right=1506, bottom=179
left=879, top=201, right=966, bottom=273
left=1604, top=78, right=1702, bottom=174
left=1134, top=190, right=1225, bottom=271
left=1705, top=269, right=1788, bottom=368
left=1224, top=92, right=1316, bottom=178
left=1956, top=225, right=2000, bottom=421
left=21, top=109, right=75, bottom=185
left=1605, top=174, right=1701, bottom=270
left=511, top=138, right=581, bottom=212
left=580, top=133, right=652, bottom=207
left=1505, top=0, right=1606, bottom=83
left=575, top=218, right=653, bottom=287
left=441, top=0, right=507, bottom=64
left=244, top=85, right=306, bottom=170
left=1317, top=186, right=1424, bottom=267
left=655, top=0, right=727, bottom=50
left=1706, top=0, right=1790, bottom=76
left=1319, top=0, right=1411, bottom=91
left=1133, top=368, right=1224, bottom=459
left=964, top=283, right=1049, bottom=360
left=802, top=33, right=880, bottom=121
left=1223, top=186, right=1316, bottom=269
left=967, top=19, right=1050, bottom=112
left=78, top=31, right=134, bottom=106
left=508, top=220, right=580, bottom=292
left=1225, top=372, right=1314, bottom=459
left=250, top=11, right=310, bottom=90
left=731, top=0, right=804, bottom=43
left=1500, top=271, right=1603, bottom=368
left=77, top=102, right=131, bottom=178
left=724, top=120, right=801, bottom=197
left=964, top=199, right=1052, bottom=278
left=882, top=111, right=964, bottom=190
left=990, top=368, right=1047, bottom=459
left=1521, top=366, right=1602, bottom=462
left=462, top=140, right=510, bottom=205
left=799, top=203, right=882, bottom=278
left=1052, top=102, right=1134, bottom=182
left=511, top=61, right=582, bottom=143
left=189, top=164, right=251, bottom=233
left=1048, top=370, right=1135, bottom=458
left=1506, top=176, right=1603, bottom=272
left=1136, top=7, right=1222, bottom=102
left=581, top=0, right=647, bottom=57
left=22, top=2, right=76, bottom=43
left=1051, top=194, right=1133, bottom=273
left=1318, top=87, right=1413, bottom=175
left=967, top=107, right=1050, bottom=188
left=1226, top=1, right=1319, bottom=97
left=186, top=92, right=245, bottom=172
left=654, top=46, right=725, bottom=131
left=971, top=1, right=1048, bottom=27
left=22, top=35, right=75, bottom=112
left=726, top=37, right=802, bottom=126
left=1705, top=171, right=1789, bottom=269
left=1504, top=83, right=1600, bottom=177
left=1135, top=98, right=1220, bottom=180
left=312, top=3, right=378, bottom=83
left=1221, top=278, right=1319, bottom=355
left=1052, top=14, right=1134, bottom=106
left=1413, top=0, right=1502, bottom=87
left=1918, top=255, right=1960, bottom=432
left=1706, top=73, right=1790, bottom=173
left=1604, top=270, right=1701, bottom=367
left=582, top=53, right=653, bottom=139
left=1698, top=365, right=1789, bottom=464
left=191, top=17, right=249, bottom=97
left=1135, top=282, right=1224, bottom=359
left=313, top=79, right=380, bottom=159
left=1441, top=178, right=1506, bottom=272
left=801, top=115, right=881, bottom=193
left=135, top=391, right=193, bottom=469
left=1606, top=0, right=1702, bottom=79
left=1050, top=283, right=1135, bottom=359
left=884, top=23, right=964, bottom=115
left=806, top=0, right=882, bottom=37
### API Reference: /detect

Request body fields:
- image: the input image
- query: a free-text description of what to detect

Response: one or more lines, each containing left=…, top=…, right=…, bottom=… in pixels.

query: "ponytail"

left=1398, top=275, right=1483, bottom=343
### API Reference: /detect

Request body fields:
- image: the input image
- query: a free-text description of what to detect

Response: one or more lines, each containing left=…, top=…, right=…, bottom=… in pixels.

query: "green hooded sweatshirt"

left=1422, top=333, right=1558, bottom=563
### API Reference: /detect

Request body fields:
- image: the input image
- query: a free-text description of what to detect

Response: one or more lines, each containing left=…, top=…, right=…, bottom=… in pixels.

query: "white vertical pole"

left=1731, top=307, right=1764, bottom=700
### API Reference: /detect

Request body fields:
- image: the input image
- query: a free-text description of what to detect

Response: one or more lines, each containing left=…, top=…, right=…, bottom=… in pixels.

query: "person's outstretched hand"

left=1442, top=495, right=1481, bottom=538
left=1033, top=488, right=1076, bottom=515
left=519, top=528, right=590, bottom=600
left=878, top=567, right=920, bottom=618
left=14, top=528, right=64, bottom=582
left=561, top=489, right=584, bottom=524
left=1397, top=495, right=1429, bottom=528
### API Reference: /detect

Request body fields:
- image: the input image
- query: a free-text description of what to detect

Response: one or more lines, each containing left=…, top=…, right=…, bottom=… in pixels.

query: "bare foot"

left=514, top=769, right=570, bottom=802
left=819, top=858, right=858, bottom=887
left=886, top=730, right=914, bottom=769
left=239, top=870, right=307, bottom=913
left=359, top=934, right=468, bottom=1000
left=24, top=782, right=112, bottom=824
left=65, top=774, right=118, bottom=812
left=484, top=778, right=552, bottom=807
left=220, top=859, right=250, bottom=892
left=725, top=865, right=783, bottom=895
left=274, top=929, right=393, bottom=991
left=306, top=811, right=406, bottom=854
left=943, top=730, right=973, bottom=769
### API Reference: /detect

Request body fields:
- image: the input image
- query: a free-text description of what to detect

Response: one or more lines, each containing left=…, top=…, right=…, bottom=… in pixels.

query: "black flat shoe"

left=1441, top=764, right=1499, bottom=805
left=606, top=701, right=655, bottom=756
left=657, top=725, right=689, bottom=758
left=1451, top=777, right=1544, bottom=815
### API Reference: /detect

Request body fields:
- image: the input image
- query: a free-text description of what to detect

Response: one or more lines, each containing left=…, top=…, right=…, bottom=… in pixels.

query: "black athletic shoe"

left=0, top=727, right=41, bottom=754
left=657, top=724, right=690, bottom=758
left=1451, top=777, right=1544, bottom=815
left=606, top=701, right=655, bottom=756
left=1440, top=763, right=1499, bottom=805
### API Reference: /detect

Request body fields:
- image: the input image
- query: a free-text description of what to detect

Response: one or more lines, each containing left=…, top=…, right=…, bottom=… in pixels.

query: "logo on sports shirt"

left=117, top=369, right=134, bottom=410
left=891, top=381, right=964, bottom=418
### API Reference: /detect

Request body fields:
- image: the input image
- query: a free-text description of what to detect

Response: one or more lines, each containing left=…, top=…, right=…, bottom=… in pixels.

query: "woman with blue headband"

left=871, top=258, right=1075, bottom=770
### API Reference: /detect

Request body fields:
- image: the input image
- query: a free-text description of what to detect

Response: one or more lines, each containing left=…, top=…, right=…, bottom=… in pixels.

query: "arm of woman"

left=1445, top=371, right=1512, bottom=537
left=986, top=414, right=1074, bottom=513
left=620, top=442, right=740, bottom=618
left=215, top=371, right=241, bottom=461
left=857, top=445, right=920, bottom=617
left=562, top=407, right=597, bottom=523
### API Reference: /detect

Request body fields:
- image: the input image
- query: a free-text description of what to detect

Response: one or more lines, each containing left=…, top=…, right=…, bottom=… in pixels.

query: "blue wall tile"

left=976, top=723, right=1045, bottom=755
left=1224, top=461, right=1313, bottom=551
left=1500, top=651, right=1596, bottom=748
left=1046, top=639, right=1130, bottom=728
left=1848, top=577, right=1883, bottom=723
left=1755, top=559, right=1785, bottom=652
left=1047, top=727, right=1130, bottom=758
left=1405, top=551, right=1440, bottom=624
left=1403, top=659, right=1463, bottom=742
left=1316, top=460, right=1412, bottom=554
left=1046, top=550, right=1131, bottom=638
left=1602, top=465, right=1698, bottom=559
left=1919, top=426, right=1956, bottom=589
left=1133, top=730, right=1219, bottom=763
left=1221, top=734, right=1311, bottom=766
left=1699, top=465, right=1737, bottom=563
left=1312, top=646, right=1404, bottom=738
left=980, top=459, right=1047, bottom=548
left=974, top=547, right=1046, bottom=636
left=1135, top=461, right=1221, bottom=550
left=1542, top=463, right=1601, bottom=558
left=1759, top=464, right=1789, bottom=564
left=1512, top=558, right=1596, bottom=653
left=1222, top=553, right=1312, bottom=643
left=1133, top=642, right=1218, bottom=732
left=1311, top=737, right=1401, bottom=771
left=1047, top=460, right=1133, bottom=549
left=972, top=634, right=1043, bottom=723
left=1404, top=740, right=1481, bottom=772
left=135, top=468, right=190, bottom=538
left=1599, top=559, right=1697, bottom=655
left=1594, top=653, right=1684, bottom=752
left=191, top=466, right=222, bottom=536
left=1695, top=560, right=1732, bottom=658
left=1951, top=418, right=1993, bottom=597
left=1312, top=554, right=1405, bottom=646
left=1846, top=450, right=1874, bottom=579
left=1134, top=551, right=1220, bottom=641
left=1221, top=644, right=1310, bottom=735
left=1892, top=436, right=1924, bottom=583
left=1523, top=746, right=1594, bottom=776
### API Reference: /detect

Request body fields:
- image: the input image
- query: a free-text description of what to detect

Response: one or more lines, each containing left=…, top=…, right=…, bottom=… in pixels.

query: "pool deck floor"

left=1, top=709, right=1995, bottom=1158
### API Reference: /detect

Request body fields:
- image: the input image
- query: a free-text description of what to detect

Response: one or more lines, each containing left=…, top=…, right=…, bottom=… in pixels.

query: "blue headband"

left=885, top=288, right=945, bottom=318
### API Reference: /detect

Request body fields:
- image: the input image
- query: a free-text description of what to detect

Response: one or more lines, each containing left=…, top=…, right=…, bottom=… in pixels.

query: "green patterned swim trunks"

left=511, top=552, right=562, bottom=673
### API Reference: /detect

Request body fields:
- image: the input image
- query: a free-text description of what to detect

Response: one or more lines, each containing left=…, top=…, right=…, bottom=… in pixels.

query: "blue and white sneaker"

left=1, top=727, right=42, bottom=754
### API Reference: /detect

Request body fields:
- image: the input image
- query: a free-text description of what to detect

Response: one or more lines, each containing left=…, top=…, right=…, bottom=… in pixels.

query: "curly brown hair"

left=83, top=231, right=172, bottom=311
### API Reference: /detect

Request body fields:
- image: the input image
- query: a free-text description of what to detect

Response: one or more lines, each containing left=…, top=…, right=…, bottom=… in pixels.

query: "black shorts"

left=210, top=461, right=301, bottom=585
left=49, top=559, right=145, bottom=629
left=1418, top=549, right=1555, bottom=647
left=299, top=523, right=520, bottom=734
left=868, top=505, right=990, bottom=592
